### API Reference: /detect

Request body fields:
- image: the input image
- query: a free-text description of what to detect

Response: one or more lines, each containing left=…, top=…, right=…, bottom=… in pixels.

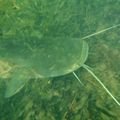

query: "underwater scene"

left=0, top=0, right=120, bottom=120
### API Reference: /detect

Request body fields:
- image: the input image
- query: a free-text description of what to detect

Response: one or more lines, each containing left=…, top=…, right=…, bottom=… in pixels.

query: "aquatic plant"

left=0, top=0, right=120, bottom=119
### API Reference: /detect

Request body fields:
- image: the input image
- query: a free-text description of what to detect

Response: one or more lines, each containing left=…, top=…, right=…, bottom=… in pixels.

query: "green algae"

left=0, top=0, right=120, bottom=120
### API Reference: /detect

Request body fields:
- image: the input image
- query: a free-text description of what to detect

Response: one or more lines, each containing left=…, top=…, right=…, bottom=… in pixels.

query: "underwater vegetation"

left=0, top=0, right=120, bottom=120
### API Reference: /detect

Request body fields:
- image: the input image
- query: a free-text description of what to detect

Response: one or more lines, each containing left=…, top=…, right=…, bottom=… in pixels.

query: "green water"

left=0, top=0, right=120, bottom=120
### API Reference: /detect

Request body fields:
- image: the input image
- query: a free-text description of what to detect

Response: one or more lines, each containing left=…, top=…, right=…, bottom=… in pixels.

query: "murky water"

left=0, top=0, right=120, bottom=120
